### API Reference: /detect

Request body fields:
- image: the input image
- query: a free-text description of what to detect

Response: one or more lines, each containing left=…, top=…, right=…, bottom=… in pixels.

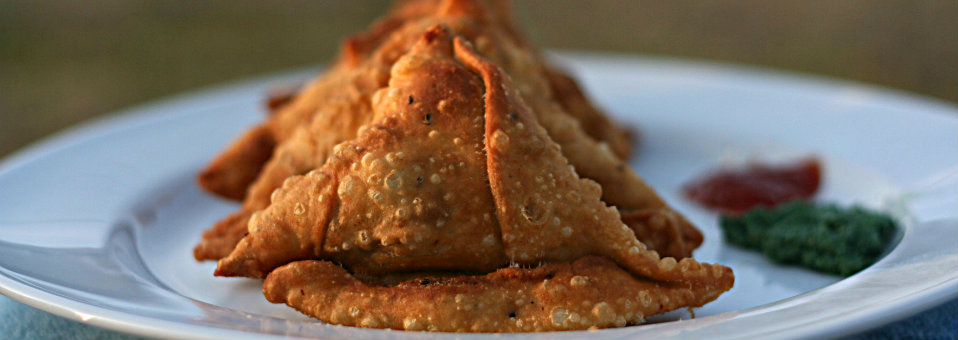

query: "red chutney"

left=683, top=158, right=822, bottom=215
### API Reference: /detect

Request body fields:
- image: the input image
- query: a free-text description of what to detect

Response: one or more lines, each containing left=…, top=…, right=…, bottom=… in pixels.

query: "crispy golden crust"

left=194, top=0, right=661, bottom=261
left=217, top=27, right=720, bottom=282
left=263, top=256, right=733, bottom=332
left=196, top=2, right=728, bottom=331
left=211, top=25, right=733, bottom=332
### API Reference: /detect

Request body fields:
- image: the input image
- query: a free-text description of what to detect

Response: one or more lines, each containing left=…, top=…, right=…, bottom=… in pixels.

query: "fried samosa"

left=213, top=26, right=732, bottom=332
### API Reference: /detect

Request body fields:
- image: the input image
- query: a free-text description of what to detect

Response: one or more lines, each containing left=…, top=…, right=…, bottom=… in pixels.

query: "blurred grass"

left=1, top=0, right=955, bottom=158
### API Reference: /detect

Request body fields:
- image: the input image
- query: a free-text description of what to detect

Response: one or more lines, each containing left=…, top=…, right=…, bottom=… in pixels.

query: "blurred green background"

left=1, top=0, right=956, bottom=158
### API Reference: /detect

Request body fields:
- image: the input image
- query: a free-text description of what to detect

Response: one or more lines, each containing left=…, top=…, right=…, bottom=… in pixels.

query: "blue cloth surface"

left=1, top=295, right=955, bottom=339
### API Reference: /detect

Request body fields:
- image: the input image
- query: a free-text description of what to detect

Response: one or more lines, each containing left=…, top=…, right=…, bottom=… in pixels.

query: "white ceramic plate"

left=0, top=53, right=955, bottom=339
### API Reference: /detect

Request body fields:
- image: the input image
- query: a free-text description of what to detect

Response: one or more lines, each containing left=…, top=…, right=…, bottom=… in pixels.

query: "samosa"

left=214, top=26, right=732, bottom=332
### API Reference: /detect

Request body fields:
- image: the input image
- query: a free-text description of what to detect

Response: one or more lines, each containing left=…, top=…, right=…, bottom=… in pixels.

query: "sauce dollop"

left=683, top=158, right=822, bottom=214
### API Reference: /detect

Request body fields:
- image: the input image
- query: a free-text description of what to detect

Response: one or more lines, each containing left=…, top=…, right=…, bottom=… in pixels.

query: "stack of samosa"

left=193, top=0, right=733, bottom=332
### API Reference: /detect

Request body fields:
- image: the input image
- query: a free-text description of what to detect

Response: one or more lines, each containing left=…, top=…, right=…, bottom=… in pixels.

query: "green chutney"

left=720, top=200, right=898, bottom=276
